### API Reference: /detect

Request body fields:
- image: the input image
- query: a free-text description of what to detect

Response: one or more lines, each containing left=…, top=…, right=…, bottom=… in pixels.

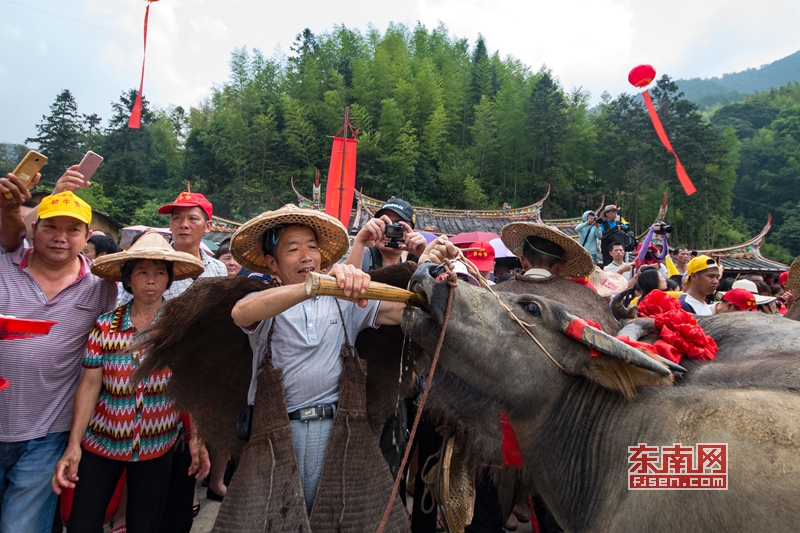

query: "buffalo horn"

left=616, top=319, right=655, bottom=342
left=559, top=314, right=673, bottom=376
left=616, top=320, right=686, bottom=374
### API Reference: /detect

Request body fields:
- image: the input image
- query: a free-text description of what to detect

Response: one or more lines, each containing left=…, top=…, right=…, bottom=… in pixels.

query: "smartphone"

left=12, top=150, right=48, bottom=187
left=76, top=151, right=103, bottom=186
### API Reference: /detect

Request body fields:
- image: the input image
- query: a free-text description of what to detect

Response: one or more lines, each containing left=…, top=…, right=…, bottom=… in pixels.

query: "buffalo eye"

left=523, top=302, right=541, bottom=317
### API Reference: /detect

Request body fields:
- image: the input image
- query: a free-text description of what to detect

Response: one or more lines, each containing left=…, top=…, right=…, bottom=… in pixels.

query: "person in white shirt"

left=672, top=246, right=691, bottom=276
left=603, top=242, right=634, bottom=280
left=679, top=255, right=720, bottom=316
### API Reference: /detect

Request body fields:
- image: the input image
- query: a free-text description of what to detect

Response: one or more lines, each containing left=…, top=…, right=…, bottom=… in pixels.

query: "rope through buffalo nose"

left=378, top=259, right=457, bottom=532
left=433, top=260, right=458, bottom=287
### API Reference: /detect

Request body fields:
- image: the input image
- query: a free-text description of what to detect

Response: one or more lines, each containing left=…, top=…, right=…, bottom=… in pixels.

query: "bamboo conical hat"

left=91, top=230, right=205, bottom=282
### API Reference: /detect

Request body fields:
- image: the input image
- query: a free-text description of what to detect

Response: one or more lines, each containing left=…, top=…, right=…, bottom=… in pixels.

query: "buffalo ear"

left=555, top=348, right=673, bottom=400
left=583, top=355, right=673, bottom=400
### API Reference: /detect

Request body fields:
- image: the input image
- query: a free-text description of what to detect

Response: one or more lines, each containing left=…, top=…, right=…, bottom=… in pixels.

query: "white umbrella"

left=489, top=237, right=514, bottom=258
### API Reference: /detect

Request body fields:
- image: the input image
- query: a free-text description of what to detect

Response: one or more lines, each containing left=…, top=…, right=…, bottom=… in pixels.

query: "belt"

left=288, top=403, right=337, bottom=422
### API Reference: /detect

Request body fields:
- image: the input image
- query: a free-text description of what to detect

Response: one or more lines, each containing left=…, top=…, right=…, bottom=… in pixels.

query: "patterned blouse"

left=81, top=302, right=179, bottom=462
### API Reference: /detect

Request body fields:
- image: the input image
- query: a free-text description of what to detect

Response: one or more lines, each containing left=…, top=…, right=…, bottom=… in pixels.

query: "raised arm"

left=232, top=263, right=373, bottom=327
left=0, top=173, right=39, bottom=252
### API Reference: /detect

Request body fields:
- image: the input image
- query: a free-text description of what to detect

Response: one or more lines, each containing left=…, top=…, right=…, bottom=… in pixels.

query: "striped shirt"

left=82, top=302, right=179, bottom=461
left=117, top=247, right=226, bottom=305
left=0, top=247, right=117, bottom=442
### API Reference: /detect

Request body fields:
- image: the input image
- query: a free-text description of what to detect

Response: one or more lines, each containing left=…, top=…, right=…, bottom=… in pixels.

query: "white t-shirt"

left=524, top=268, right=554, bottom=279
left=603, top=262, right=632, bottom=281
left=681, top=293, right=713, bottom=316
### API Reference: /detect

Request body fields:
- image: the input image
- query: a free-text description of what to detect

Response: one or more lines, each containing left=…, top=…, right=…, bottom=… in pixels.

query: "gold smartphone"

left=12, top=150, right=48, bottom=187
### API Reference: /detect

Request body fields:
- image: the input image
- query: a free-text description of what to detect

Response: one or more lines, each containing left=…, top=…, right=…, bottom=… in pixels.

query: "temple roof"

left=208, top=180, right=788, bottom=275
left=290, top=178, right=608, bottom=237
left=695, top=215, right=788, bottom=274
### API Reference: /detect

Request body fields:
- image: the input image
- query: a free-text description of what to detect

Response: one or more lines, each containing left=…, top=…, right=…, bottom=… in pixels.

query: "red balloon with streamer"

left=628, top=64, right=697, bottom=195
left=129, top=0, right=160, bottom=129
left=628, top=64, right=656, bottom=88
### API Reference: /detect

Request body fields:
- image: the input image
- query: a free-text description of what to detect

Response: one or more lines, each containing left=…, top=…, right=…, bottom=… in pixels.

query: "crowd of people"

left=0, top=165, right=796, bottom=533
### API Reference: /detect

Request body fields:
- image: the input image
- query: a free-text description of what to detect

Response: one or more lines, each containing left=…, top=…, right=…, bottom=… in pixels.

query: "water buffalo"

left=403, top=263, right=800, bottom=532
left=615, top=312, right=800, bottom=392
left=497, top=272, right=800, bottom=393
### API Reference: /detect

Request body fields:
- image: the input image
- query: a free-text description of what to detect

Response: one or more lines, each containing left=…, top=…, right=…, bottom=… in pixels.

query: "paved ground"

left=190, top=482, right=220, bottom=533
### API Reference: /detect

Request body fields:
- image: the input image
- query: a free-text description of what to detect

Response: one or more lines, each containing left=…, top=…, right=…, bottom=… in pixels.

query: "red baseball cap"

left=779, top=271, right=789, bottom=287
left=464, top=241, right=495, bottom=272
left=723, top=288, right=757, bottom=311
left=158, top=191, right=213, bottom=219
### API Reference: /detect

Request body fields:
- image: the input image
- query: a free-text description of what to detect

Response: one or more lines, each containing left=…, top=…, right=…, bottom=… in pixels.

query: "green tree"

left=470, top=95, right=498, bottom=185
left=0, top=143, right=30, bottom=175
left=26, top=89, right=85, bottom=184
left=527, top=69, right=569, bottom=204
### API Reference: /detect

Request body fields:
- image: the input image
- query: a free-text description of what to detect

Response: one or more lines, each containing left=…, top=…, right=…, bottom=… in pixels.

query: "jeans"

left=290, top=418, right=334, bottom=514
left=0, top=432, right=68, bottom=533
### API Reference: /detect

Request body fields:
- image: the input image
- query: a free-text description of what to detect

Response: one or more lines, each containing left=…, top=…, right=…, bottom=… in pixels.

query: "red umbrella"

left=450, top=231, right=500, bottom=246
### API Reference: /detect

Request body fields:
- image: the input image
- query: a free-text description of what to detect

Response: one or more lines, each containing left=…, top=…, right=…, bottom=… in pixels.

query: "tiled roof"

left=717, top=255, right=787, bottom=273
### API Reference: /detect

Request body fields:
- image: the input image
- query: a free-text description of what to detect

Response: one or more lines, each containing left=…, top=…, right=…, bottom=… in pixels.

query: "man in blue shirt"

left=575, top=210, right=602, bottom=264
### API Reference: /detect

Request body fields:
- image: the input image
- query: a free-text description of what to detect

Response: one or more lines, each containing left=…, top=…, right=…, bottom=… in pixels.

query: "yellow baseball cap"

left=37, top=191, right=92, bottom=225
left=684, top=254, right=718, bottom=288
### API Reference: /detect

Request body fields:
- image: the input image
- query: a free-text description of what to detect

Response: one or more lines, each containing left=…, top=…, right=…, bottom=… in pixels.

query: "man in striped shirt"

left=0, top=181, right=117, bottom=533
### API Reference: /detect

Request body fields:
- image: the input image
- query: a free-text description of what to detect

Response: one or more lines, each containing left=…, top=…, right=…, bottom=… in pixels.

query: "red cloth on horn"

left=565, top=318, right=603, bottom=357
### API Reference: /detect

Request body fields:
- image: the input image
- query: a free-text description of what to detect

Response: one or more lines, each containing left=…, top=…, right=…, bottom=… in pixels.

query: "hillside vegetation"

left=2, top=23, right=794, bottom=260
left=677, top=50, right=800, bottom=110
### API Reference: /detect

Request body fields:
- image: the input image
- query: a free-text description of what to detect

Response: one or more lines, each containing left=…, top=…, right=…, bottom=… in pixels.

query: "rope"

left=261, top=438, right=276, bottom=532
left=377, top=261, right=458, bottom=533
left=339, top=414, right=351, bottom=527
left=459, top=252, right=567, bottom=373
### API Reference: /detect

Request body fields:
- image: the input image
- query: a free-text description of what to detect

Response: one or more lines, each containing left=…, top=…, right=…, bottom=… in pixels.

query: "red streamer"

left=128, top=4, right=150, bottom=129
left=325, top=137, right=357, bottom=227
left=641, top=91, right=697, bottom=196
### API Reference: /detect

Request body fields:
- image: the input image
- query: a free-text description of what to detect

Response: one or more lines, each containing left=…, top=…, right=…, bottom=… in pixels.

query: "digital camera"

left=384, top=223, right=405, bottom=248
left=655, top=223, right=673, bottom=235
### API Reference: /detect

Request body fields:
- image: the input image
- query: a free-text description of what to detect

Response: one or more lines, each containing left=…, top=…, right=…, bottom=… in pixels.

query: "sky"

left=2, top=0, right=800, bottom=144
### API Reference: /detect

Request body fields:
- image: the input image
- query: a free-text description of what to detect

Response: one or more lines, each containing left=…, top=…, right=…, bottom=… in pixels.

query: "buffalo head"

left=403, top=263, right=676, bottom=403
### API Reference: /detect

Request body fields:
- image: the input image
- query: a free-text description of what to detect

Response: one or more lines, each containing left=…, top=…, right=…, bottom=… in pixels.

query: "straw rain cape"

left=133, top=263, right=419, bottom=530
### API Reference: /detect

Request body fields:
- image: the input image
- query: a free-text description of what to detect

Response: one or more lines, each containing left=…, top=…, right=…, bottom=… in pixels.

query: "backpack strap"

left=580, top=225, right=592, bottom=248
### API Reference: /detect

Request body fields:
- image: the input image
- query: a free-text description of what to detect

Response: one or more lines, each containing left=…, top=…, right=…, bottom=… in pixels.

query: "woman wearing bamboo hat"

left=51, top=231, right=209, bottom=533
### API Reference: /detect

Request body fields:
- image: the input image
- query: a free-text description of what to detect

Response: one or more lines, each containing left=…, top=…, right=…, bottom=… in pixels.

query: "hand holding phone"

left=12, top=150, right=48, bottom=188
left=75, top=151, right=103, bottom=187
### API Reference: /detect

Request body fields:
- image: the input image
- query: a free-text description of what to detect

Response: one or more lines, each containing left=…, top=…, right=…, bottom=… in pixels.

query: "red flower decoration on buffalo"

left=654, top=309, right=718, bottom=361
left=637, top=290, right=681, bottom=317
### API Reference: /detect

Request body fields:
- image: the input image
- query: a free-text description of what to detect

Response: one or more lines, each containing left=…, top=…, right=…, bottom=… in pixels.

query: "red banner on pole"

left=642, top=91, right=697, bottom=196
left=325, top=137, right=357, bottom=226
left=128, top=4, right=150, bottom=129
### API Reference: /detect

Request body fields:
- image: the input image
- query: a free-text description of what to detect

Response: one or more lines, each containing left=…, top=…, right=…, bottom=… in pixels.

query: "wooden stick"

left=305, top=272, right=426, bottom=306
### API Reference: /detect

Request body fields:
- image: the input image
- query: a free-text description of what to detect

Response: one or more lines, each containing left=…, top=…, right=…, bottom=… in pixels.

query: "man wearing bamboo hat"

left=0, top=191, right=117, bottom=532
left=230, top=204, right=454, bottom=513
left=495, top=221, right=618, bottom=332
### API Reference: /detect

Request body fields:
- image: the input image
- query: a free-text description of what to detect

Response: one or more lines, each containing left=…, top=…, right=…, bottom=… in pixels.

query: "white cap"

left=731, top=279, right=776, bottom=305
